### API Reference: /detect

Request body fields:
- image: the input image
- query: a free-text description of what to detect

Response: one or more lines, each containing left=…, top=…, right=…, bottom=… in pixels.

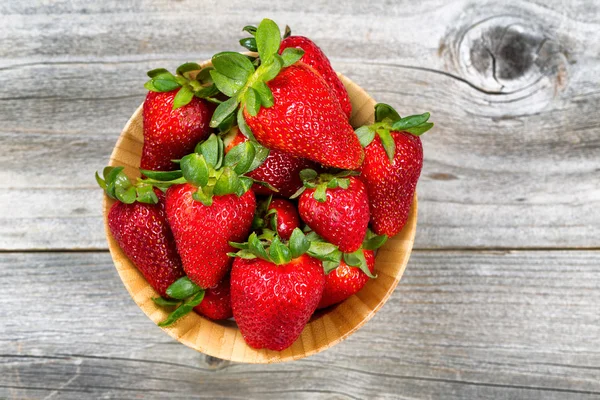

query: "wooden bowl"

left=103, top=67, right=418, bottom=363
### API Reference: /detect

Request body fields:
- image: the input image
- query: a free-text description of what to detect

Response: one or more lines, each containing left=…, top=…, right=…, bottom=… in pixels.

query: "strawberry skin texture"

left=318, top=250, right=375, bottom=309
left=165, top=183, right=256, bottom=288
left=224, top=130, right=316, bottom=197
left=230, top=254, right=325, bottom=351
left=141, top=90, right=214, bottom=171
left=359, top=131, right=422, bottom=236
left=244, top=62, right=364, bottom=170
left=267, top=198, right=300, bottom=240
left=108, top=191, right=184, bottom=297
left=298, top=177, right=370, bottom=253
left=194, top=275, right=233, bottom=320
left=280, top=36, right=352, bottom=119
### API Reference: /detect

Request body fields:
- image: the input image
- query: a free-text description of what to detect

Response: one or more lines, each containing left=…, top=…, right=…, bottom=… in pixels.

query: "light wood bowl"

left=103, top=65, right=418, bottom=363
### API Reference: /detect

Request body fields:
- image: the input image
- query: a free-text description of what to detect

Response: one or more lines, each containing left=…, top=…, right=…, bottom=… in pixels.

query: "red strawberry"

left=357, top=104, right=432, bottom=236
left=231, top=254, right=325, bottom=351
left=267, top=198, right=300, bottom=240
left=279, top=35, right=352, bottom=119
left=165, top=183, right=255, bottom=288
left=142, top=91, right=214, bottom=171
left=243, top=62, right=363, bottom=170
left=97, top=167, right=185, bottom=297
left=297, top=173, right=369, bottom=253
left=194, top=275, right=233, bottom=320
left=318, top=250, right=375, bottom=309
left=224, top=128, right=316, bottom=197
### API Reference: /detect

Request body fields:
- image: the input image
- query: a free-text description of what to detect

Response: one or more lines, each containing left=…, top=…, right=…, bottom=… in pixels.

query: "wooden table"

left=1, top=1, right=599, bottom=398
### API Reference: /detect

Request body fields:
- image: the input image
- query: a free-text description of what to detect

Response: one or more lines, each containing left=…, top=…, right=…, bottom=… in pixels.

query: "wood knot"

left=203, top=355, right=230, bottom=370
left=453, top=15, right=568, bottom=94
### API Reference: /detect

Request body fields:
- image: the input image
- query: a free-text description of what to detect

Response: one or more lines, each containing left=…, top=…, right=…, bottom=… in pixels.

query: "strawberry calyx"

left=290, top=168, right=358, bottom=203
left=139, top=133, right=269, bottom=206
left=251, top=195, right=277, bottom=231
left=144, top=62, right=221, bottom=110
left=229, top=228, right=311, bottom=265
left=96, top=166, right=159, bottom=204
left=238, top=23, right=292, bottom=52
left=305, top=229, right=387, bottom=278
left=209, top=19, right=305, bottom=133
left=152, top=277, right=206, bottom=327
left=355, top=103, right=434, bottom=162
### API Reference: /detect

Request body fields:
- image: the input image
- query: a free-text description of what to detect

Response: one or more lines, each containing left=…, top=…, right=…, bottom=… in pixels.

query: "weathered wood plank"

left=1, top=251, right=599, bottom=399
left=1, top=5, right=599, bottom=246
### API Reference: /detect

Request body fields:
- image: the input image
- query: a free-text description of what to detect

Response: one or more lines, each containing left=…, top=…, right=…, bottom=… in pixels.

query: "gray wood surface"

left=1, top=0, right=599, bottom=399
left=2, top=251, right=599, bottom=399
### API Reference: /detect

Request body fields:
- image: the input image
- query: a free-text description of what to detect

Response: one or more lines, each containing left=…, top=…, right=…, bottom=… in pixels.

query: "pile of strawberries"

left=97, top=19, right=432, bottom=351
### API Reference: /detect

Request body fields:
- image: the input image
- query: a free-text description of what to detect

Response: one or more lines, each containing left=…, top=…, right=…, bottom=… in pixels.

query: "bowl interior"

left=103, top=70, right=417, bottom=363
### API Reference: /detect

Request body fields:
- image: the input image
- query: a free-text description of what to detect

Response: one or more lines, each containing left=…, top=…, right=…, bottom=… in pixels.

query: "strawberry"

left=141, top=63, right=219, bottom=171
left=295, top=171, right=369, bottom=253
left=209, top=19, right=364, bottom=170
left=194, top=275, right=233, bottom=320
left=267, top=198, right=300, bottom=240
left=356, top=104, right=433, bottom=236
left=96, top=167, right=184, bottom=297
left=166, top=184, right=255, bottom=288
left=229, top=229, right=325, bottom=351
left=279, top=35, right=352, bottom=119
left=224, top=127, right=316, bottom=197
left=145, top=134, right=262, bottom=288
left=319, top=250, right=375, bottom=309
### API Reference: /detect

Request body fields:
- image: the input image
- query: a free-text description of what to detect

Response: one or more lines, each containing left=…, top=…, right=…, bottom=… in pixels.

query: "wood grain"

left=1, top=0, right=599, bottom=250
left=1, top=250, right=599, bottom=398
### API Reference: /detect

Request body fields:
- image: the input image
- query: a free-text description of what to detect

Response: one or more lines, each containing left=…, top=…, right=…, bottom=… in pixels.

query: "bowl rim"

left=103, top=68, right=418, bottom=363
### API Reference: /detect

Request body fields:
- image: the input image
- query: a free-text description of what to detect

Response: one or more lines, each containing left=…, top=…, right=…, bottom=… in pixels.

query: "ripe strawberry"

left=96, top=167, right=184, bottom=297
left=141, top=63, right=220, bottom=171
left=224, top=128, right=316, bottom=197
left=209, top=19, right=364, bottom=170
left=296, top=172, right=369, bottom=253
left=194, top=275, right=233, bottom=320
left=319, top=250, right=375, bottom=309
left=356, top=104, right=433, bottom=236
left=267, top=198, right=300, bottom=240
left=279, top=35, right=352, bottom=119
left=166, top=183, right=255, bottom=288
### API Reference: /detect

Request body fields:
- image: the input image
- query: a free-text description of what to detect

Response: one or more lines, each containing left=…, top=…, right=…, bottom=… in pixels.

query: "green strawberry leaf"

left=377, top=128, right=396, bottom=163
left=210, top=97, right=239, bottom=129
left=269, top=236, right=292, bottom=265
left=374, top=103, right=401, bottom=123
left=135, top=185, right=159, bottom=204
left=176, top=62, right=202, bottom=76
left=196, top=67, right=215, bottom=83
left=255, top=18, right=281, bottom=64
left=158, top=290, right=205, bottom=327
left=140, top=169, right=183, bottom=181
left=363, top=233, right=388, bottom=250
left=242, top=25, right=257, bottom=36
left=172, top=85, right=195, bottom=109
left=213, top=167, right=241, bottom=196
left=217, top=111, right=237, bottom=133
left=391, top=112, right=430, bottom=131
left=238, top=176, right=254, bottom=195
left=289, top=228, right=310, bottom=259
left=95, top=171, right=106, bottom=190
left=151, top=72, right=182, bottom=92
left=212, top=51, right=255, bottom=81
left=405, top=122, right=434, bottom=136
left=313, top=183, right=327, bottom=203
left=192, top=186, right=213, bottom=206
left=116, top=185, right=136, bottom=204
left=323, top=260, right=341, bottom=274
left=237, top=107, right=256, bottom=141
left=244, top=87, right=260, bottom=116
left=257, top=55, right=283, bottom=82
left=166, top=277, right=203, bottom=300
left=299, top=169, right=318, bottom=182
left=337, top=178, right=350, bottom=189
left=356, top=126, right=376, bottom=147
left=209, top=70, right=244, bottom=97
left=252, top=81, right=274, bottom=108
left=307, top=241, right=339, bottom=258
left=152, top=297, right=181, bottom=307
left=180, top=153, right=210, bottom=187
left=280, top=47, right=304, bottom=67
left=228, top=249, right=257, bottom=259
left=229, top=241, right=249, bottom=250
left=225, top=141, right=256, bottom=175
left=247, top=141, right=269, bottom=172
left=248, top=232, right=270, bottom=261
left=239, top=37, right=258, bottom=52
left=194, top=83, right=220, bottom=99
left=147, top=68, right=170, bottom=78
left=196, top=134, right=222, bottom=168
